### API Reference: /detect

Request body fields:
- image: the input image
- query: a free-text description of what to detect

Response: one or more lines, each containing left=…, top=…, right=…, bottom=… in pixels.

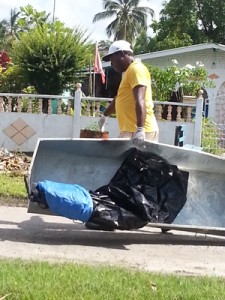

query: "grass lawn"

left=0, top=173, right=27, bottom=206
left=0, top=173, right=225, bottom=299
left=0, top=259, right=225, bottom=300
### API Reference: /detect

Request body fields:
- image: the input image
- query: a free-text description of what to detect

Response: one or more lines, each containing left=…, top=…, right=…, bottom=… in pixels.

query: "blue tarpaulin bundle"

left=37, top=181, right=93, bottom=222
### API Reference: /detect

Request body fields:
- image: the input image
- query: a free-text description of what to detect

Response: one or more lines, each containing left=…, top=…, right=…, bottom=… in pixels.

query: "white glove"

left=132, top=127, right=145, bottom=146
left=98, top=115, right=108, bottom=132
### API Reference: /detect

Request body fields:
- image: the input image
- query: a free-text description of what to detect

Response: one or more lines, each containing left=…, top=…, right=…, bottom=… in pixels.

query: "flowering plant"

left=149, top=60, right=215, bottom=101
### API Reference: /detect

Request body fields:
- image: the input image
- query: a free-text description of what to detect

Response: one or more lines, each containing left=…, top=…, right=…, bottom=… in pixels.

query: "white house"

left=103, top=43, right=225, bottom=123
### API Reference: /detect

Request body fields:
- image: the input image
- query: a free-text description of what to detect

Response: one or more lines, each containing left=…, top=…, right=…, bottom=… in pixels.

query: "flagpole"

left=89, top=56, right=92, bottom=96
left=93, top=72, right=96, bottom=97
left=53, top=0, right=56, bottom=22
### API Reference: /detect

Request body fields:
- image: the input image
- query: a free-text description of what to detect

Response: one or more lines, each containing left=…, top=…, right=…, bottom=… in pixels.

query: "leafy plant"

left=0, top=50, right=10, bottom=70
left=17, top=4, right=50, bottom=33
left=201, top=118, right=224, bottom=156
left=149, top=61, right=215, bottom=101
left=0, top=63, right=26, bottom=93
left=84, top=121, right=100, bottom=131
left=12, top=21, right=92, bottom=96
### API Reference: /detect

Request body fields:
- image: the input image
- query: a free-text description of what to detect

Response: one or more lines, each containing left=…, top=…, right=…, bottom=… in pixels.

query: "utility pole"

left=53, top=0, right=56, bottom=23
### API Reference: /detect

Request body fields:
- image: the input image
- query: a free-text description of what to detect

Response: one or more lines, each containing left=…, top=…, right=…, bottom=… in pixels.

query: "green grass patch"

left=0, top=173, right=26, bottom=198
left=0, top=259, right=225, bottom=299
left=0, top=173, right=27, bottom=206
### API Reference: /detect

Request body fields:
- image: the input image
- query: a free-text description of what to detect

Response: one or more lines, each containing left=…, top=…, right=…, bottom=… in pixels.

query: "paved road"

left=0, top=206, right=225, bottom=277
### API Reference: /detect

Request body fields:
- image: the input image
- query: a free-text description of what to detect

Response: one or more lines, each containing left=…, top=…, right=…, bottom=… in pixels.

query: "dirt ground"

left=0, top=206, right=225, bottom=277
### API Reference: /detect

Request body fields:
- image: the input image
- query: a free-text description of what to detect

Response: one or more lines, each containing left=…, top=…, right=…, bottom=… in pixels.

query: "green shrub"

left=201, top=118, right=224, bottom=156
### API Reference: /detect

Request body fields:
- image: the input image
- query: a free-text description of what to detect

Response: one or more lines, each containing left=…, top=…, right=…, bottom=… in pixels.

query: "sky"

left=0, top=0, right=165, bottom=41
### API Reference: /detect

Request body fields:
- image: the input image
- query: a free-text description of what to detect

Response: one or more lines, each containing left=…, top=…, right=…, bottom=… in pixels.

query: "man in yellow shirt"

left=98, top=40, right=159, bottom=145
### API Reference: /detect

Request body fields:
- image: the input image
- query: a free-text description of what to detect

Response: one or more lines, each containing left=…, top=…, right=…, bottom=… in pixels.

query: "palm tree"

left=0, top=9, right=20, bottom=52
left=0, top=20, right=7, bottom=48
left=8, top=8, right=20, bottom=37
left=93, top=0, right=154, bottom=44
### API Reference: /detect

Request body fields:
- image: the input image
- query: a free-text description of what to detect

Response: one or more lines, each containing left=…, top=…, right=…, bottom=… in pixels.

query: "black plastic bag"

left=86, top=191, right=147, bottom=230
left=86, top=148, right=188, bottom=229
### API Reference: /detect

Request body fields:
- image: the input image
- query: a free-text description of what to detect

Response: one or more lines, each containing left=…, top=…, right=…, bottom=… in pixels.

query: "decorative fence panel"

left=0, top=85, right=203, bottom=152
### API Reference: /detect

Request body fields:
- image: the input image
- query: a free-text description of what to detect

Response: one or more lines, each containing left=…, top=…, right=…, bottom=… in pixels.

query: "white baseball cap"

left=102, top=40, right=133, bottom=62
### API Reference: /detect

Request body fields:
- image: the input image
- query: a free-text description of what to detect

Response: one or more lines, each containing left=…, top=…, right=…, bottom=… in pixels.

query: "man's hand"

left=132, top=127, right=145, bottom=145
left=98, top=115, right=108, bottom=132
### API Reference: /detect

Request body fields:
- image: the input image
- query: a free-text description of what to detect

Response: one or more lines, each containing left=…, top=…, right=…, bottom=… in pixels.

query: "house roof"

left=135, top=43, right=225, bottom=60
left=102, top=43, right=225, bottom=67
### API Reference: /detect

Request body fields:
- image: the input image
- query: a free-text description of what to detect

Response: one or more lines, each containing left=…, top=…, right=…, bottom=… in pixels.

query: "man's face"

left=110, top=51, right=124, bottom=73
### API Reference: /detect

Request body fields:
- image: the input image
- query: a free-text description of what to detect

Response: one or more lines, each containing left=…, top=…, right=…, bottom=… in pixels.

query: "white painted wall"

left=0, top=91, right=203, bottom=152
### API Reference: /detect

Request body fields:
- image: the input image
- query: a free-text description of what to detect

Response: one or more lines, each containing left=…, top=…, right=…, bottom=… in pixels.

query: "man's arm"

left=103, top=97, right=116, bottom=116
left=98, top=97, right=116, bottom=131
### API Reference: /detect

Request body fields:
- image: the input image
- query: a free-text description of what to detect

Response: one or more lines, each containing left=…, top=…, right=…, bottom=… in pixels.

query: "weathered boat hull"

left=27, top=138, right=225, bottom=235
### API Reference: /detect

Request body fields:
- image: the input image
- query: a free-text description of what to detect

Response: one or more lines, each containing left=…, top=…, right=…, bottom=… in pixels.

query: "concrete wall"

left=0, top=90, right=203, bottom=152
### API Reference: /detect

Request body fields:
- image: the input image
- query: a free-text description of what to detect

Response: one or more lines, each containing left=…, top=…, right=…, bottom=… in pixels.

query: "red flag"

left=94, top=43, right=105, bottom=84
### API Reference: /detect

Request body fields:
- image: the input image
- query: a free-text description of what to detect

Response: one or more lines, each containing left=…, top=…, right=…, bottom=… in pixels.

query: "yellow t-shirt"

left=115, top=60, right=158, bottom=133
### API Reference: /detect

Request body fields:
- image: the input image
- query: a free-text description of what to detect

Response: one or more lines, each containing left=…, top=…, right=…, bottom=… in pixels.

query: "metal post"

left=72, top=83, right=82, bottom=138
left=193, top=90, right=204, bottom=146
left=174, top=125, right=185, bottom=147
left=52, top=0, right=56, bottom=23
